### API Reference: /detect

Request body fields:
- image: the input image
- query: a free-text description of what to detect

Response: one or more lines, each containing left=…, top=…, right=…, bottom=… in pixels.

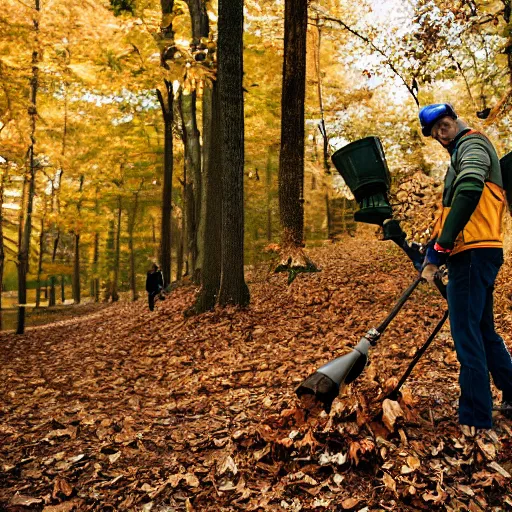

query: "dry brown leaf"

left=43, top=501, right=81, bottom=512
left=10, top=494, right=43, bottom=506
left=406, top=455, right=421, bottom=470
left=382, top=399, right=404, bottom=432
left=382, top=472, right=396, bottom=494
left=52, top=477, right=73, bottom=499
left=341, top=497, right=360, bottom=509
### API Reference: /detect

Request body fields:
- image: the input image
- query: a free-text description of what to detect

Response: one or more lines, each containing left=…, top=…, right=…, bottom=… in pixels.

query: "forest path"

left=1, top=237, right=512, bottom=511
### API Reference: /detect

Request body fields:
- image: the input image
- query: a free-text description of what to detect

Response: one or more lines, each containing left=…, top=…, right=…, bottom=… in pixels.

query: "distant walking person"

left=146, top=263, right=164, bottom=311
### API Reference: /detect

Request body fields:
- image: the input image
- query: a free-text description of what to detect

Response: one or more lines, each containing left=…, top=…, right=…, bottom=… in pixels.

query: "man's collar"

left=446, top=127, right=472, bottom=155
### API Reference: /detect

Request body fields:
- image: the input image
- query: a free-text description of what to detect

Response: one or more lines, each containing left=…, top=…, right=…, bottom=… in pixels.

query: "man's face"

left=431, top=116, right=458, bottom=146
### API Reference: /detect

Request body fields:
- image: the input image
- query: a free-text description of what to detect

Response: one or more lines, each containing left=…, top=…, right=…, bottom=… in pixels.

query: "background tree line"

left=1, top=0, right=512, bottom=333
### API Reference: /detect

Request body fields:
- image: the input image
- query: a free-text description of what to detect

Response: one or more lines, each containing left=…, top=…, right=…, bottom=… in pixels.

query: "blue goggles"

left=419, top=103, right=457, bottom=137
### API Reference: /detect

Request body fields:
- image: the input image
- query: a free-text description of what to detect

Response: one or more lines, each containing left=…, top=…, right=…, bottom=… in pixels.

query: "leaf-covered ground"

left=1, top=239, right=512, bottom=512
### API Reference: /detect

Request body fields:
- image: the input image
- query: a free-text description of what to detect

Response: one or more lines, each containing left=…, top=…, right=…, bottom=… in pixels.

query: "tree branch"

left=313, top=9, right=419, bottom=107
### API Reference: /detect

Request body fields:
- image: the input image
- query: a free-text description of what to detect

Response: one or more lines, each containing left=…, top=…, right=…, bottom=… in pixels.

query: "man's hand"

left=421, top=263, right=439, bottom=284
left=421, top=241, right=451, bottom=284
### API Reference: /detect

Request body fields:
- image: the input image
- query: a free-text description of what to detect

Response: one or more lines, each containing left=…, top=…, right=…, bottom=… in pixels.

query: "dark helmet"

left=419, top=103, right=457, bottom=137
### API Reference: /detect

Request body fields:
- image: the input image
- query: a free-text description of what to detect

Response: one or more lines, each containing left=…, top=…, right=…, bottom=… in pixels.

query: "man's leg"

left=478, top=251, right=512, bottom=404
left=447, top=250, right=492, bottom=428
left=148, top=292, right=155, bottom=311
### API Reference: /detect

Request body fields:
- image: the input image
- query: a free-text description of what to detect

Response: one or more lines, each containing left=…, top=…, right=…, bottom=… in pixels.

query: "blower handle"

left=375, top=276, right=423, bottom=336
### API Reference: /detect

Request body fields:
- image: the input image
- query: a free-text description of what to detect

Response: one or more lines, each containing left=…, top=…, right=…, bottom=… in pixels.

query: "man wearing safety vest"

left=419, top=103, right=512, bottom=430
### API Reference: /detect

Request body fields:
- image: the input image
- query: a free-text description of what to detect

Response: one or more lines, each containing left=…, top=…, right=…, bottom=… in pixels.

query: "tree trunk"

left=128, top=185, right=142, bottom=301
left=103, top=220, right=115, bottom=302
left=217, top=0, right=250, bottom=307
left=35, top=217, right=44, bottom=308
left=0, top=167, right=6, bottom=330
left=17, top=0, right=40, bottom=334
left=195, top=81, right=222, bottom=312
left=73, top=233, right=80, bottom=304
left=48, top=231, right=59, bottom=306
left=111, top=197, right=122, bottom=302
left=276, top=0, right=317, bottom=280
left=157, top=82, right=174, bottom=288
left=279, top=0, right=307, bottom=251
left=72, top=176, right=84, bottom=304
left=179, top=88, right=202, bottom=283
left=185, top=0, right=209, bottom=44
left=91, top=191, right=100, bottom=302
left=61, top=274, right=65, bottom=303
left=266, top=149, right=273, bottom=242
left=157, top=0, right=175, bottom=286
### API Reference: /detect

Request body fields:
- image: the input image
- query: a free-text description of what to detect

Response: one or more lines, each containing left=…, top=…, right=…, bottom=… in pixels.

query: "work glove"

left=421, top=241, right=451, bottom=283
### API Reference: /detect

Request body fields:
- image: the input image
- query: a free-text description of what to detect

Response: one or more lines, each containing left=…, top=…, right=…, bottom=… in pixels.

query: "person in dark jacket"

left=146, top=263, right=164, bottom=311
left=419, top=103, right=512, bottom=430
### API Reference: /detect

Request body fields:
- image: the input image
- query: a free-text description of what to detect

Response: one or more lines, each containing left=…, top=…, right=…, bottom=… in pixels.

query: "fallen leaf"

left=488, top=461, right=511, bottom=478
left=341, top=497, right=360, bottom=509
left=10, top=494, right=43, bottom=507
left=43, top=501, right=81, bottom=512
left=382, top=399, right=404, bottom=432
left=52, top=478, right=73, bottom=499
left=218, top=455, right=238, bottom=476
left=382, top=472, right=396, bottom=494
left=108, top=451, right=121, bottom=464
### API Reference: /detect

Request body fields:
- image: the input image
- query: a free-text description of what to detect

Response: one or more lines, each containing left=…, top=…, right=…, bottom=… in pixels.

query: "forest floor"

left=1, top=237, right=512, bottom=512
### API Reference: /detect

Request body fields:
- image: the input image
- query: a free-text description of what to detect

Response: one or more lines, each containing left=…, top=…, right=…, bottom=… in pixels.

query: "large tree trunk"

left=195, top=81, right=222, bottom=312
left=17, top=0, right=40, bottom=334
left=157, top=81, right=174, bottom=288
left=217, top=0, right=250, bottom=307
left=276, top=0, right=317, bottom=281
left=157, top=0, right=175, bottom=287
left=183, top=0, right=209, bottom=283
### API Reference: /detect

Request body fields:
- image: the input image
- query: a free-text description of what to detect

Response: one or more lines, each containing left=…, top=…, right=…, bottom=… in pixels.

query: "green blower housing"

left=331, top=136, right=393, bottom=225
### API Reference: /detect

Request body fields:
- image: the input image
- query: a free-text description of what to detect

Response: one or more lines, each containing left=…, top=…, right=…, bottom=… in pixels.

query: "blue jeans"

left=447, top=248, right=512, bottom=428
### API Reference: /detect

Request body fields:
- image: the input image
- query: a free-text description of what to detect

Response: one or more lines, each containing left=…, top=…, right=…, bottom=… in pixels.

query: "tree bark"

left=73, top=175, right=84, bottom=305
left=157, top=0, right=175, bottom=287
left=266, top=149, right=273, bottom=242
left=111, top=196, right=122, bottom=302
left=91, top=190, right=100, bottom=302
left=128, top=184, right=142, bottom=301
left=35, top=217, right=44, bottom=308
left=279, top=0, right=307, bottom=251
left=0, top=166, right=6, bottom=330
left=157, top=81, right=174, bottom=288
left=179, top=88, right=201, bottom=282
left=61, top=274, right=65, bottom=303
left=185, top=0, right=209, bottom=44
left=17, top=0, right=40, bottom=334
left=276, top=0, right=318, bottom=280
left=195, top=81, right=222, bottom=312
left=73, top=234, right=80, bottom=304
left=217, top=0, right=250, bottom=307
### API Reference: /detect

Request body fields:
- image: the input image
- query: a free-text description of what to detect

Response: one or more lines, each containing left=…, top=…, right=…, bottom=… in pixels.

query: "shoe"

left=497, top=400, right=512, bottom=419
